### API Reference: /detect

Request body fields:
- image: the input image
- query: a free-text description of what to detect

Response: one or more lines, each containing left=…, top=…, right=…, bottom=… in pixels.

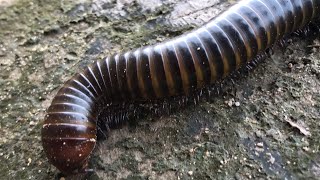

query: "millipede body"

left=41, top=0, right=320, bottom=175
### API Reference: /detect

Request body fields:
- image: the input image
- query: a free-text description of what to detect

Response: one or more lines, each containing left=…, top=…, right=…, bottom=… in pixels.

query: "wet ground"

left=0, top=0, right=319, bottom=179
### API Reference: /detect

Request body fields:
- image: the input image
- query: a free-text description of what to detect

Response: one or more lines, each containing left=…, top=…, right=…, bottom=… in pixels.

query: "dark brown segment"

left=90, top=61, right=107, bottom=93
left=48, top=103, right=92, bottom=118
left=249, top=0, right=278, bottom=46
left=42, top=123, right=96, bottom=139
left=312, top=0, right=320, bottom=19
left=290, top=0, right=304, bottom=29
left=124, top=51, right=141, bottom=99
left=185, top=33, right=211, bottom=88
left=77, top=74, right=99, bottom=97
left=277, top=0, right=295, bottom=33
left=115, top=53, right=130, bottom=99
left=261, top=0, right=286, bottom=39
left=205, top=23, right=237, bottom=76
left=226, top=12, right=258, bottom=61
left=106, top=55, right=122, bottom=101
left=195, top=28, right=224, bottom=81
left=173, top=39, right=197, bottom=95
left=52, top=94, right=92, bottom=112
left=136, top=48, right=156, bottom=99
left=158, top=44, right=175, bottom=96
left=162, top=42, right=184, bottom=96
left=97, top=58, right=113, bottom=101
left=64, top=78, right=96, bottom=100
left=150, top=45, right=169, bottom=98
left=216, top=17, right=247, bottom=67
left=44, top=112, right=92, bottom=124
left=300, top=0, right=314, bottom=26
left=83, top=67, right=103, bottom=95
left=236, top=5, right=268, bottom=52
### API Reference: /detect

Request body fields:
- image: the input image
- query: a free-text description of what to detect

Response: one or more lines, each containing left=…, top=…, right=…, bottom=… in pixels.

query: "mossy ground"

left=0, top=0, right=319, bottom=179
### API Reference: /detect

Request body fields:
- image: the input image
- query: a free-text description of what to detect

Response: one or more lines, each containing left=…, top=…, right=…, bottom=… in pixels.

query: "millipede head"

left=42, top=136, right=96, bottom=175
left=41, top=114, right=97, bottom=175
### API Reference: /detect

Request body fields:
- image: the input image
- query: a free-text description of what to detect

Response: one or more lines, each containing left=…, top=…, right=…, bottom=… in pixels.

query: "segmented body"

left=41, top=0, right=320, bottom=175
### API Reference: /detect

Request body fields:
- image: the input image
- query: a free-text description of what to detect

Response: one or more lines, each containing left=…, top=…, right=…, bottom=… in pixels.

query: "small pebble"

left=303, top=147, right=310, bottom=151
left=235, top=101, right=240, bottom=106
left=269, top=155, right=275, bottom=164
left=27, top=158, right=32, bottom=166
left=256, top=142, right=263, bottom=147
left=205, top=151, right=210, bottom=157
left=204, top=127, right=210, bottom=134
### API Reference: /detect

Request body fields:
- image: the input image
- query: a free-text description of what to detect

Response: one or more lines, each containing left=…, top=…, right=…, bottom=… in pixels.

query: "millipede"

left=41, top=0, right=320, bottom=175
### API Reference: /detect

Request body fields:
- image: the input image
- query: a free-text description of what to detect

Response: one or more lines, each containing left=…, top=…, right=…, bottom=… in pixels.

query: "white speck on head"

left=88, top=138, right=96, bottom=142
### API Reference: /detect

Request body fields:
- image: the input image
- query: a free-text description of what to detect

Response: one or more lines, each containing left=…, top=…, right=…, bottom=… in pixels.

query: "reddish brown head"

left=42, top=111, right=97, bottom=174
